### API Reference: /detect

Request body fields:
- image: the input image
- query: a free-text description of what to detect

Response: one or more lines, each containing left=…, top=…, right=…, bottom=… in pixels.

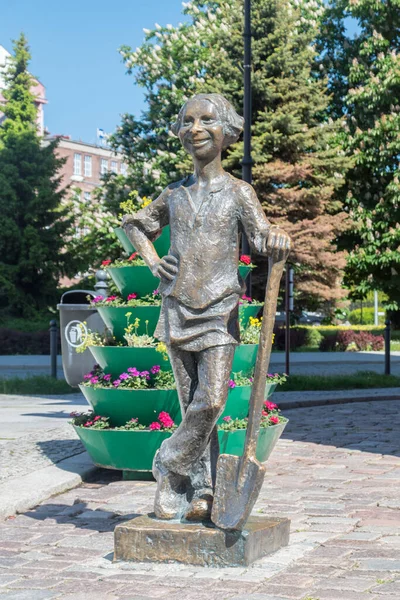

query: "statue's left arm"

left=238, top=183, right=291, bottom=262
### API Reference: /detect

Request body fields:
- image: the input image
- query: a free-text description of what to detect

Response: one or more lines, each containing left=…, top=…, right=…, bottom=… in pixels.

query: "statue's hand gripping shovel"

left=211, top=256, right=286, bottom=531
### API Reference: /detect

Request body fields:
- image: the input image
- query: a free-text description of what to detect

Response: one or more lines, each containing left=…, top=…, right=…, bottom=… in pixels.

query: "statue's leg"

left=152, top=347, right=197, bottom=519
left=158, top=344, right=235, bottom=520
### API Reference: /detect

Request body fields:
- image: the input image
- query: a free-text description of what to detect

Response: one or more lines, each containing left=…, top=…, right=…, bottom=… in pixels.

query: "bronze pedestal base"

left=114, top=513, right=290, bottom=567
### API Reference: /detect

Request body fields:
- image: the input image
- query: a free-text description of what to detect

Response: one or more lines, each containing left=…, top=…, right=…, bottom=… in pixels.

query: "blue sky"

left=1, top=0, right=185, bottom=144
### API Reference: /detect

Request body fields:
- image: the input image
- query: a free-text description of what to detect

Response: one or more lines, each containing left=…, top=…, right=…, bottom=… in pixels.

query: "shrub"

left=0, top=328, right=60, bottom=355
left=273, top=326, right=307, bottom=350
left=348, top=307, right=385, bottom=325
left=319, top=333, right=339, bottom=352
left=319, top=330, right=384, bottom=352
left=305, top=328, right=323, bottom=347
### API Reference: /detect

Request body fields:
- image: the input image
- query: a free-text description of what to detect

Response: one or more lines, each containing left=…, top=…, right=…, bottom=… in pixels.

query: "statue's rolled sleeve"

left=238, top=183, right=271, bottom=255
left=122, top=192, right=169, bottom=242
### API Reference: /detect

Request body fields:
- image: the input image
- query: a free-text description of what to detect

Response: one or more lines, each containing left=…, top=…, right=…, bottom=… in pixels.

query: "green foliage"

left=0, top=376, right=75, bottom=395
left=102, top=0, right=347, bottom=310
left=277, top=371, right=400, bottom=392
left=0, top=34, right=75, bottom=317
left=348, top=307, right=385, bottom=325
left=304, top=327, right=323, bottom=348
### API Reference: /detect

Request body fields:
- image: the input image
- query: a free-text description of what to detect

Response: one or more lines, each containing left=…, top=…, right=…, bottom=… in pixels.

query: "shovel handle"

left=241, top=257, right=286, bottom=463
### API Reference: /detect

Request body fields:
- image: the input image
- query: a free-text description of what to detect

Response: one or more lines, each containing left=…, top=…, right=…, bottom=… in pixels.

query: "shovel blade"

left=211, top=453, right=266, bottom=531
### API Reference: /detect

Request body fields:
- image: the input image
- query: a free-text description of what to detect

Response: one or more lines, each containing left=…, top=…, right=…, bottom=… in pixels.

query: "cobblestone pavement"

left=0, top=399, right=399, bottom=600
left=0, top=425, right=83, bottom=483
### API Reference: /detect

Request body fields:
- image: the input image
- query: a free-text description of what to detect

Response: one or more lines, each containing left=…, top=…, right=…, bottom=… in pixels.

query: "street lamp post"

left=242, top=0, right=252, bottom=294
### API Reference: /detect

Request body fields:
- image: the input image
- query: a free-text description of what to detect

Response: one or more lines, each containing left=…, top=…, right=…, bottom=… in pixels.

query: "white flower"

left=143, top=28, right=151, bottom=34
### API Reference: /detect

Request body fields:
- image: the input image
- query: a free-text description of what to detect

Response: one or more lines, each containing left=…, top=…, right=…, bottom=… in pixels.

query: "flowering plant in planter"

left=89, top=289, right=161, bottom=308
left=218, top=399, right=287, bottom=431
left=239, top=255, right=256, bottom=268
left=228, top=371, right=286, bottom=388
left=239, top=294, right=263, bottom=306
left=70, top=410, right=177, bottom=432
left=241, top=316, right=270, bottom=345
left=81, top=364, right=176, bottom=390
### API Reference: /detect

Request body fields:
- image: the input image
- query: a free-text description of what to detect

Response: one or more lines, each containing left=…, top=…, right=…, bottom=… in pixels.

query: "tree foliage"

left=0, top=34, right=73, bottom=316
left=99, top=0, right=348, bottom=310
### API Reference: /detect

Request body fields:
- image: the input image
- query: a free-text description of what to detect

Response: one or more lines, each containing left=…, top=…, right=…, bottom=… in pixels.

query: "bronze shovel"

left=211, top=256, right=286, bottom=530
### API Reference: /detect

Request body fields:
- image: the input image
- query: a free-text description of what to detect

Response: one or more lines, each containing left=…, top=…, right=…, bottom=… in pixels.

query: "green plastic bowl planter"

left=114, top=226, right=171, bottom=258
left=218, top=420, right=287, bottom=462
left=219, top=383, right=277, bottom=423
left=89, top=346, right=171, bottom=375
left=231, top=343, right=258, bottom=375
left=73, top=426, right=172, bottom=473
left=238, top=265, right=252, bottom=280
left=89, top=344, right=256, bottom=378
left=239, top=304, right=262, bottom=328
left=79, top=385, right=181, bottom=427
left=73, top=420, right=287, bottom=475
left=79, top=382, right=277, bottom=428
left=108, top=266, right=160, bottom=300
left=96, top=305, right=161, bottom=341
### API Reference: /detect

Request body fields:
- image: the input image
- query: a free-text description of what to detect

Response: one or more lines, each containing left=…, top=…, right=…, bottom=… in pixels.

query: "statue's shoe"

left=152, top=451, right=189, bottom=520
left=184, top=488, right=213, bottom=522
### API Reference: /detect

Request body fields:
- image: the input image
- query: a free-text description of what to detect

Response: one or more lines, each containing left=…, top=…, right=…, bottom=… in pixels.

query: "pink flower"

left=153, top=289, right=160, bottom=295
left=83, top=372, right=92, bottom=380
left=240, top=255, right=251, bottom=265
left=127, top=367, right=140, bottom=376
left=264, top=401, right=278, bottom=411
left=228, top=380, right=236, bottom=389
left=84, top=421, right=93, bottom=427
left=106, top=295, right=117, bottom=302
left=90, top=376, right=99, bottom=384
left=127, top=293, right=137, bottom=300
left=92, top=295, right=104, bottom=304
left=241, top=294, right=252, bottom=302
left=223, top=416, right=232, bottom=422
left=103, top=374, right=111, bottom=381
left=93, top=416, right=101, bottom=421
left=119, top=373, right=130, bottom=380
left=149, top=422, right=161, bottom=430
left=140, top=370, right=150, bottom=377
left=270, top=416, right=279, bottom=425
left=151, top=365, right=161, bottom=374
left=158, top=412, right=174, bottom=428
left=113, top=379, right=121, bottom=387
left=128, top=252, right=138, bottom=261
left=101, top=260, right=112, bottom=266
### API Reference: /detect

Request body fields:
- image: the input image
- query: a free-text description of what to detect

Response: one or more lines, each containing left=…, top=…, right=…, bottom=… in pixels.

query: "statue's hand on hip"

left=152, top=254, right=179, bottom=282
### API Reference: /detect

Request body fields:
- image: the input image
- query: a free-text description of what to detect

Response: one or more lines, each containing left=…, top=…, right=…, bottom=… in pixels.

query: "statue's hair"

left=171, top=93, right=244, bottom=149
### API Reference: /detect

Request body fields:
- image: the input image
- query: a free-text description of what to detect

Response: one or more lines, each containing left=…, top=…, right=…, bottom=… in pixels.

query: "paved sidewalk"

left=0, top=399, right=399, bottom=599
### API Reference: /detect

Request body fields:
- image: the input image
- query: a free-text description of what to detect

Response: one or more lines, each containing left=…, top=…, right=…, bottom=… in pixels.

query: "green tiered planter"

left=108, top=266, right=160, bottom=300
left=97, top=305, right=161, bottom=341
left=114, top=226, right=171, bottom=258
left=239, top=304, right=262, bottom=328
left=80, top=386, right=180, bottom=427
left=73, top=420, right=286, bottom=478
left=220, top=383, right=277, bottom=423
left=89, top=344, right=257, bottom=378
left=89, top=346, right=171, bottom=375
left=238, top=265, right=252, bottom=280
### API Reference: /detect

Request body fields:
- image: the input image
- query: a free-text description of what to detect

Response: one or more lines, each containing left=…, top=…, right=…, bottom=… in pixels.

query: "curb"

left=276, top=392, right=400, bottom=410
left=0, top=451, right=98, bottom=520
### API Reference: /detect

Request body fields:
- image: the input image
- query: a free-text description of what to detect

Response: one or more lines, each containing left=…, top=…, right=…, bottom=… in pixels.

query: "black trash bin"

left=57, top=290, right=106, bottom=387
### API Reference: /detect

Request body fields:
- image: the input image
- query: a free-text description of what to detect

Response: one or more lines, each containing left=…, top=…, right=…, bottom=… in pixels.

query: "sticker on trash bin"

left=65, top=320, right=88, bottom=348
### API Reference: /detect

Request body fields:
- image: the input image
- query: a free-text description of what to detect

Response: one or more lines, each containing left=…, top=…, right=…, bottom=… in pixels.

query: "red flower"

left=222, top=416, right=232, bottom=422
left=240, top=255, right=251, bottom=265
left=149, top=422, right=161, bottom=430
left=158, top=411, right=174, bottom=428
left=106, top=295, right=117, bottom=302
left=127, top=293, right=137, bottom=300
left=128, top=252, right=138, bottom=261
left=270, top=416, right=279, bottom=425
left=102, top=260, right=112, bottom=266
left=264, top=400, right=278, bottom=411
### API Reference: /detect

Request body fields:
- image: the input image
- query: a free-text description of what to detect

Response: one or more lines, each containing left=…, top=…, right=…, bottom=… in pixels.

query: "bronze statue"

left=122, top=93, right=290, bottom=527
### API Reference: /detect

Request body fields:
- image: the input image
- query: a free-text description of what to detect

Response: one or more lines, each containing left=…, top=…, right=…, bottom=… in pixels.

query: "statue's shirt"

left=127, top=174, right=271, bottom=351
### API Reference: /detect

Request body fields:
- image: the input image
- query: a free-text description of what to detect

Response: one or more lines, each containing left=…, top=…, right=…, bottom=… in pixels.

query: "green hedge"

left=290, top=325, right=385, bottom=348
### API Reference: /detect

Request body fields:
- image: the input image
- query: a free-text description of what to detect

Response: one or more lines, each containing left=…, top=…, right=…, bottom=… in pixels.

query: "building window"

left=111, top=161, right=118, bottom=174
left=83, top=191, right=91, bottom=203
left=73, top=153, right=82, bottom=176
left=120, top=163, right=127, bottom=176
left=100, top=159, right=108, bottom=175
left=84, top=156, right=92, bottom=177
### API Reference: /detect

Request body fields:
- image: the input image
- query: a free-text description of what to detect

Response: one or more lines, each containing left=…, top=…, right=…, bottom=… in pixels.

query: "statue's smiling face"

left=179, top=98, right=225, bottom=160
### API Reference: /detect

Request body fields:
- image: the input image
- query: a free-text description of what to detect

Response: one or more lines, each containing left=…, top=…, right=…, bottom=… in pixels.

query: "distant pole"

left=384, top=319, right=391, bottom=375
left=374, top=290, right=379, bottom=326
left=49, top=320, right=58, bottom=379
left=285, top=266, right=294, bottom=375
left=242, top=0, right=252, bottom=294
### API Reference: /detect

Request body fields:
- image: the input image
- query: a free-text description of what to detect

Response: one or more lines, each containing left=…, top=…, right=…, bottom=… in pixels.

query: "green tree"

left=0, top=34, right=73, bottom=316
left=99, top=0, right=348, bottom=309
left=326, top=1, right=400, bottom=323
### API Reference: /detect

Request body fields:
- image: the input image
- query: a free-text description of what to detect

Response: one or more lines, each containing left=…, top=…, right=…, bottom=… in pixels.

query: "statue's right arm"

left=121, top=189, right=178, bottom=281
